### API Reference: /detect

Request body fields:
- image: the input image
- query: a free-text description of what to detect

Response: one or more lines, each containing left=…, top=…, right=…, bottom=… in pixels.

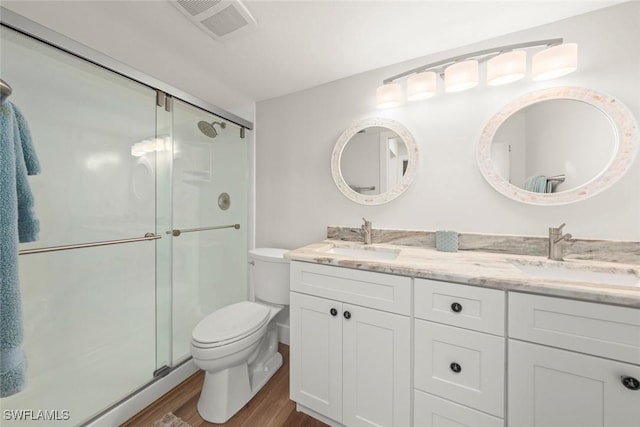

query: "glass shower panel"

left=1, top=26, right=158, bottom=425
left=171, top=100, right=248, bottom=363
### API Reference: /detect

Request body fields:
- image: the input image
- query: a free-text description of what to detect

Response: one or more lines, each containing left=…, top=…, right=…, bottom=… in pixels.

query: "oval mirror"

left=477, top=87, right=639, bottom=205
left=331, top=118, right=418, bottom=205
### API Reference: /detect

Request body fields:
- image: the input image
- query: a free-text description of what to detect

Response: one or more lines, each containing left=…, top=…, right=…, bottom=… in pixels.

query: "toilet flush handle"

left=249, top=260, right=255, bottom=265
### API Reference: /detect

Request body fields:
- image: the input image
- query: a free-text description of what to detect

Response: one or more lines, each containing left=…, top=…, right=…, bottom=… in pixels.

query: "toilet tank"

left=249, top=248, right=290, bottom=305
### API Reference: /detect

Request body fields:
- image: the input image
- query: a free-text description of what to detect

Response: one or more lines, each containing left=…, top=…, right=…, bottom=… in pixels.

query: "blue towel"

left=524, top=175, right=552, bottom=193
left=0, top=100, right=41, bottom=397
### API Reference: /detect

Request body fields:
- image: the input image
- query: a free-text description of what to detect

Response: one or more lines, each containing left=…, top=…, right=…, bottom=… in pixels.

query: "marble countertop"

left=285, top=240, right=640, bottom=308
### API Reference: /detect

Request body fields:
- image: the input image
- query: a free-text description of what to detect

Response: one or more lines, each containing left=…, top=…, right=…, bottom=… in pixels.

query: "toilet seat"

left=192, top=301, right=271, bottom=349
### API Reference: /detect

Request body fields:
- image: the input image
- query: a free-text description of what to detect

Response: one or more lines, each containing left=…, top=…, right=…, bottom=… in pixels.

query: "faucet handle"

left=550, top=223, right=566, bottom=232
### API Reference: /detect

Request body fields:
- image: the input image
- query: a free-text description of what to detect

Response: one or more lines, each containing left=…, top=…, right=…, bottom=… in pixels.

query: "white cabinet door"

left=509, top=339, right=640, bottom=427
left=342, top=304, right=411, bottom=427
left=290, top=292, right=343, bottom=422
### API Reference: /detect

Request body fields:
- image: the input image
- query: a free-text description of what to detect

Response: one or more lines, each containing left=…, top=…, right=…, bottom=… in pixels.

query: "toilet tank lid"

left=249, top=248, right=290, bottom=262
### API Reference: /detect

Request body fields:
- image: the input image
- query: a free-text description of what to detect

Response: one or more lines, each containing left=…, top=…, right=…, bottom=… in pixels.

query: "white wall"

left=256, top=2, right=640, bottom=249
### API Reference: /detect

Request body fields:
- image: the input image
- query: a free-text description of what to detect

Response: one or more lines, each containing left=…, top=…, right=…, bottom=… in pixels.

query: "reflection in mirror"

left=331, top=118, right=418, bottom=205
left=340, top=127, right=409, bottom=195
left=491, top=99, right=616, bottom=193
left=478, top=87, right=639, bottom=206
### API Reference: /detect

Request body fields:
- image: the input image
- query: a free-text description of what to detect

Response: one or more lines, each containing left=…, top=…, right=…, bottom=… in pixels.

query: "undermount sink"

left=511, top=262, right=640, bottom=287
left=324, top=245, right=401, bottom=261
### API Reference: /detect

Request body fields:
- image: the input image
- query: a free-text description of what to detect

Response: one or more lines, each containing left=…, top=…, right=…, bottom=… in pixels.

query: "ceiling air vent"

left=173, top=0, right=257, bottom=40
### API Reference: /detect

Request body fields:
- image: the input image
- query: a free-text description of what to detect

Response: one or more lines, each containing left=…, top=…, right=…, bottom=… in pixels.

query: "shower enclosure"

left=0, top=13, right=251, bottom=426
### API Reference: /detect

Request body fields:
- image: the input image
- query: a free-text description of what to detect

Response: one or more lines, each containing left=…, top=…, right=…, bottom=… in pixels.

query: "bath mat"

left=151, top=412, right=192, bottom=427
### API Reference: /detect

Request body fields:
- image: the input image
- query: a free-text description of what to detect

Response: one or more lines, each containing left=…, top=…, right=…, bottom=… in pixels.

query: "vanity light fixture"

left=407, top=71, right=437, bottom=100
left=444, top=59, right=479, bottom=92
left=376, top=82, right=402, bottom=108
left=376, top=38, right=578, bottom=108
left=531, top=43, right=578, bottom=81
left=487, top=50, right=527, bottom=86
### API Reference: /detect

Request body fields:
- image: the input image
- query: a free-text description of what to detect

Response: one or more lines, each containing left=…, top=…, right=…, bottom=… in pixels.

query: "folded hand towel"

left=524, top=175, right=537, bottom=192
left=0, top=101, right=41, bottom=397
left=525, top=175, right=552, bottom=193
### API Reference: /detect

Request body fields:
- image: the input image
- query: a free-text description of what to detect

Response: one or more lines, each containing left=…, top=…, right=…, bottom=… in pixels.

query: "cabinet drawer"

left=414, top=390, right=504, bottom=427
left=509, top=292, right=640, bottom=364
left=415, top=278, right=505, bottom=335
left=290, top=261, right=411, bottom=315
left=415, top=320, right=505, bottom=417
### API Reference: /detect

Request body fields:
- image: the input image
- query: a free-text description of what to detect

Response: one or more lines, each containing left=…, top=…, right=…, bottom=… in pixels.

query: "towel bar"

left=18, top=233, right=161, bottom=255
left=167, top=223, right=240, bottom=237
left=0, top=78, right=12, bottom=103
left=547, top=174, right=566, bottom=182
left=349, top=185, right=376, bottom=193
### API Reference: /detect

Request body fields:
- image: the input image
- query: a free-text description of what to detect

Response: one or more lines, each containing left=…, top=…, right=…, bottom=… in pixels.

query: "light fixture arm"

left=382, top=38, right=563, bottom=84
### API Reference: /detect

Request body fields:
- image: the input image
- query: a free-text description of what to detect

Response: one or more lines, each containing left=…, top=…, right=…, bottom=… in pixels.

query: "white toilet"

left=190, top=248, right=290, bottom=424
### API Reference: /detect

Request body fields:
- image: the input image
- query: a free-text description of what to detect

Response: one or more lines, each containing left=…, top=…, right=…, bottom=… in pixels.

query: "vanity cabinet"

left=414, top=278, right=506, bottom=426
left=287, top=255, right=640, bottom=427
left=508, top=293, right=640, bottom=427
left=290, top=262, right=411, bottom=427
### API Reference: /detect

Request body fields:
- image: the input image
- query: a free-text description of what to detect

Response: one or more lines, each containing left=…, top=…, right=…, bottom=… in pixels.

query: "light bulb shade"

left=531, top=43, right=578, bottom=81
left=407, top=71, right=437, bottom=101
left=376, top=83, right=402, bottom=108
left=445, top=60, right=479, bottom=92
left=487, top=50, right=527, bottom=86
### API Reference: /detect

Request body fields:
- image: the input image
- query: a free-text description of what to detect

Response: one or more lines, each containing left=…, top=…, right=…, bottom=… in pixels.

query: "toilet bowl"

left=191, top=248, right=289, bottom=424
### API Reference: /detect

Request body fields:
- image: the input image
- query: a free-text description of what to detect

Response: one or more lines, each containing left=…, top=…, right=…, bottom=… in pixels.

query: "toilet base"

left=197, top=351, right=283, bottom=424
left=250, top=350, right=283, bottom=396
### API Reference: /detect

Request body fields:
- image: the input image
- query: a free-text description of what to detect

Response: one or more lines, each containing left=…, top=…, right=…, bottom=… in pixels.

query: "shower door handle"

left=19, top=233, right=161, bottom=255
left=167, top=224, right=241, bottom=237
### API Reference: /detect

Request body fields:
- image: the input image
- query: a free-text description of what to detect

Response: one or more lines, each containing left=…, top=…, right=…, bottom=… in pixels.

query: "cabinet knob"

left=330, top=308, right=338, bottom=317
left=343, top=311, right=352, bottom=320
left=450, top=362, right=462, bottom=373
left=451, top=302, right=463, bottom=313
left=621, top=376, right=640, bottom=390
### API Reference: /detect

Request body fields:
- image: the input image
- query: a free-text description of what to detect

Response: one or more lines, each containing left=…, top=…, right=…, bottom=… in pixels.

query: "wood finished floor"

left=121, top=344, right=327, bottom=427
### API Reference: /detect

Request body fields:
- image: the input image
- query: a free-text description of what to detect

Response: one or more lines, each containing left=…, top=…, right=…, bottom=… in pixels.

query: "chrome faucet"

left=361, top=218, right=372, bottom=245
left=548, top=223, right=572, bottom=261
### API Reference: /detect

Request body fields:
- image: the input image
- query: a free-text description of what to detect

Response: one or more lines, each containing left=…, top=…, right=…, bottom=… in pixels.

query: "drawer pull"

left=344, top=310, right=352, bottom=320
left=621, top=376, right=640, bottom=390
left=451, top=302, right=463, bottom=313
left=330, top=308, right=338, bottom=317
left=450, top=362, right=462, bottom=373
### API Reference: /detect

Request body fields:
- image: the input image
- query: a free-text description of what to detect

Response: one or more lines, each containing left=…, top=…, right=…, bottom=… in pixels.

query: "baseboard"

left=277, top=322, right=290, bottom=345
left=85, top=360, right=198, bottom=426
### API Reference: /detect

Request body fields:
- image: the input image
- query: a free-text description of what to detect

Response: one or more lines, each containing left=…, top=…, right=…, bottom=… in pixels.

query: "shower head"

left=197, top=120, right=226, bottom=138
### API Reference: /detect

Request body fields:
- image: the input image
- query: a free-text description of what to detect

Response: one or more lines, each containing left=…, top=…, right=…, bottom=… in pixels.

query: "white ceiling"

left=2, top=1, right=625, bottom=115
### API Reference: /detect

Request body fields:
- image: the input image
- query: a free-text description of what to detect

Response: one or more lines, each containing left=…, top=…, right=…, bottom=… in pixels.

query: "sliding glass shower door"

left=170, top=100, right=249, bottom=363
left=1, top=26, right=161, bottom=425
left=1, top=21, right=250, bottom=426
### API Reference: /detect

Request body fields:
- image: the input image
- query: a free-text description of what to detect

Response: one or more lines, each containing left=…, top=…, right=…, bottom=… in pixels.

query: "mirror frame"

left=331, top=117, right=418, bottom=205
left=477, top=86, right=639, bottom=205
